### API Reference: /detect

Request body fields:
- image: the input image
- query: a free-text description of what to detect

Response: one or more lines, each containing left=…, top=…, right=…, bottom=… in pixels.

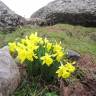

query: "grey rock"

left=0, top=0, right=25, bottom=32
left=31, top=0, right=96, bottom=26
left=67, top=49, right=80, bottom=60
left=0, top=46, right=20, bottom=96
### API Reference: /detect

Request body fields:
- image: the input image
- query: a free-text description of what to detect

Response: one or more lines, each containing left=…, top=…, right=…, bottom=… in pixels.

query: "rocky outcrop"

left=0, top=46, right=20, bottom=96
left=0, top=0, right=25, bottom=32
left=31, top=0, right=96, bottom=26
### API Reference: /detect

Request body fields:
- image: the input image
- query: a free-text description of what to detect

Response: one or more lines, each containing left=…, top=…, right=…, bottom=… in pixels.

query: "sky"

left=2, top=0, right=54, bottom=18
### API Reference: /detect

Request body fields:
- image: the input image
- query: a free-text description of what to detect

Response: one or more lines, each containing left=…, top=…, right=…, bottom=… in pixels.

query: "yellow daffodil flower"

left=29, top=32, right=42, bottom=44
left=26, top=43, right=39, bottom=51
left=55, top=51, right=64, bottom=62
left=53, top=42, right=62, bottom=52
left=44, top=38, right=49, bottom=44
left=40, top=53, right=53, bottom=66
left=56, top=65, right=71, bottom=79
left=8, top=42, right=17, bottom=53
left=56, top=63, right=76, bottom=79
left=65, top=62, right=76, bottom=73
left=17, top=42, right=26, bottom=49
left=46, top=42, right=52, bottom=51
left=62, top=71, right=71, bottom=79
left=26, top=49, right=38, bottom=61
left=16, top=47, right=27, bottom=63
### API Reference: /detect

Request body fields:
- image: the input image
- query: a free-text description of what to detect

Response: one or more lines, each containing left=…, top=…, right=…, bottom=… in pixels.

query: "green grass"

left=0, top=24, right=96, bottom=95
left=0, top=24, right=96, bottom=56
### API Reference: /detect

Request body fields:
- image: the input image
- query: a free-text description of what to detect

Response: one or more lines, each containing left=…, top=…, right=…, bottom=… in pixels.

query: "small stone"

left=67, top=49, right=80, bottom=60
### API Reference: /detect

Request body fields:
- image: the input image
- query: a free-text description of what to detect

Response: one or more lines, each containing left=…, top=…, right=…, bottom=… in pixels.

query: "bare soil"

left=60, top=54, right=96, bottom=96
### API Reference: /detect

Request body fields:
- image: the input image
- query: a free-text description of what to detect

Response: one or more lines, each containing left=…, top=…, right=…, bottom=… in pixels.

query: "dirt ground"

left=60, top=54, right=96, bottom=96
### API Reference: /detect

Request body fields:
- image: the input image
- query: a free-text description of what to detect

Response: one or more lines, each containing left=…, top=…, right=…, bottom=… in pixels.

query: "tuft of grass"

left=12, top=77, right=59, bottom=96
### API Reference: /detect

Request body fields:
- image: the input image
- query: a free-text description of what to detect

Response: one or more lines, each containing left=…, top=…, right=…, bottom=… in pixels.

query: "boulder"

left=31, top=0, right=96, bottom=26
left=0, top=46, right=20, bottom=96
left=0, top=0, right=25, bottom=32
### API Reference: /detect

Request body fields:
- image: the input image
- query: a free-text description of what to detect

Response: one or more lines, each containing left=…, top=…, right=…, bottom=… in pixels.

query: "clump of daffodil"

left=8, top=32, right=40, bottom=63
left=56, top=62, right=76, bottom=79
left=8, top=32, right=76, bottom=80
